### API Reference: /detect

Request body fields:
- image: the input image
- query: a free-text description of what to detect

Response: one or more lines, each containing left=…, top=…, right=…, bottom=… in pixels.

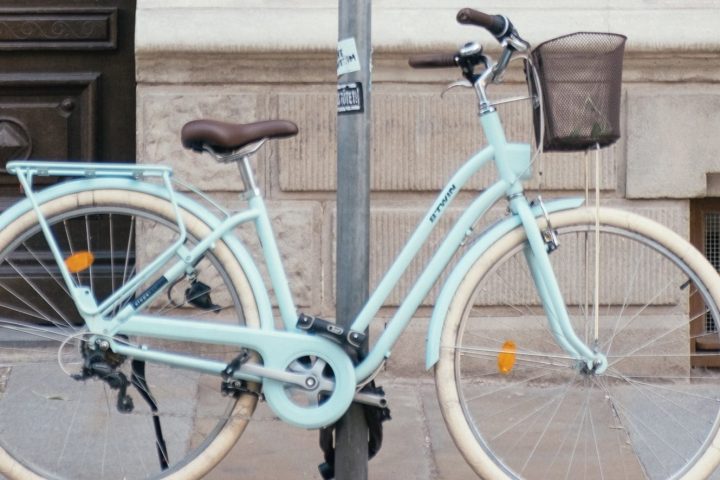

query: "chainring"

left=283, top=355, right=336, bottom=408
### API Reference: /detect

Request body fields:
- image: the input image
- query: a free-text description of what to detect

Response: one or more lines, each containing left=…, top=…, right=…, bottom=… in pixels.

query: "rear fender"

left=0, top=177, right=275, bottom=330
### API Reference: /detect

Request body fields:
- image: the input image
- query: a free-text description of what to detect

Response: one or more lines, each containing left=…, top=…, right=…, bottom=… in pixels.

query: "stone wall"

left=136, top=0, right=720, bottom=375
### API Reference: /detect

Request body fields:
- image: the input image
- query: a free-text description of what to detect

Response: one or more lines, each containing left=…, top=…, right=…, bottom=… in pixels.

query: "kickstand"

left=131, top=359, right=169, bottom=470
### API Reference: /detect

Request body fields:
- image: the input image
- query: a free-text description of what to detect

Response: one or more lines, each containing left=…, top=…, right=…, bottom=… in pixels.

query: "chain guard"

left=261, top=347, right=356, bottom=430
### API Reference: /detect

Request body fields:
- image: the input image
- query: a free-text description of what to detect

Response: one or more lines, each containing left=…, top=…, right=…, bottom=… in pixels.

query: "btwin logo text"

left=429, top=184, right=457, bottom=223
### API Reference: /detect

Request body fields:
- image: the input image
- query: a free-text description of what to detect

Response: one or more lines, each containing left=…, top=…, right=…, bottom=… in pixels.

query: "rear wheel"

left=437, top=207, right=720, bottom=479
left=0, top=189, right=261, bottom=479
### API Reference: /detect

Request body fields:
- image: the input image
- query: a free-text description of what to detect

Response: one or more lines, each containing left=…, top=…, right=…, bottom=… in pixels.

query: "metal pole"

left=336, top=0, right=371, bottom=478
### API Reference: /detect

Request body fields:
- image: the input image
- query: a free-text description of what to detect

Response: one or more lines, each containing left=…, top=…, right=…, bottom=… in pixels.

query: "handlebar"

left=456, top=8, right=510, bottom=39
left=408, top=52, right=458, bottom=69
left=408, top=7, right=529, bottom=79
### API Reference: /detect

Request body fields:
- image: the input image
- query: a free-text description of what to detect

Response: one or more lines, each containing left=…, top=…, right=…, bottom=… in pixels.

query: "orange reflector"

left=497, top=340, right=517, bottom=374
left=65, top=251, right=94, bottom=273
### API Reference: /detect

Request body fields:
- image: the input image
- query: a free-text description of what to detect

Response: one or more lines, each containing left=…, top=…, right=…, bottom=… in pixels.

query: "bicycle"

left=1, top=7, right=719, bottom=480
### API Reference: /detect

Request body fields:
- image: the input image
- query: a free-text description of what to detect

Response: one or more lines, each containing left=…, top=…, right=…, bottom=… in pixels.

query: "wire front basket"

left=530, top=32, right=627, bottom=152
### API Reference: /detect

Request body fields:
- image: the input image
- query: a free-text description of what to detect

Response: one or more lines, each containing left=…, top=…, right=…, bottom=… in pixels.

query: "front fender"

left=425, top=197, right=585, bottom=370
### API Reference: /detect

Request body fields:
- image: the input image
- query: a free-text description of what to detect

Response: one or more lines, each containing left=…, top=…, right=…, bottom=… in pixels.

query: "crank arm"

left=236, top=362, right=314, bottom=389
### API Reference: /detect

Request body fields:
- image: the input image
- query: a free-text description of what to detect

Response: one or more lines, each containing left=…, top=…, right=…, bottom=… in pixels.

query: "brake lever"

left=491, top=46, right=513, bottom=84
left=441, top=79, right=473, bottom=98
left=490, top=32, right=530, bottom=84
left=507, top=31, right=530, bottom=53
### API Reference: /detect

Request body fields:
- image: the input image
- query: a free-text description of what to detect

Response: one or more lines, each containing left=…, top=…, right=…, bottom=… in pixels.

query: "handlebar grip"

left=408, top=53, right=458, bottom=69
left=456, top=8, right=508, bottom=38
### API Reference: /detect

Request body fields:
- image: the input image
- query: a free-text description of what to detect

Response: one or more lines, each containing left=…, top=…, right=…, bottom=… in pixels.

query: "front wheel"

left=0, top=189, right=261, bottom=479
left=437, top=207, right=720, bottom=480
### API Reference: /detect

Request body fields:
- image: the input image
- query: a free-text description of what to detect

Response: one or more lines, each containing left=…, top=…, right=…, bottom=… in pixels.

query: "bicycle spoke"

left=505, top=254, right=560, bottom=345
left=122, top=215, right=135, bottom=287
left=3, top=261, right=75, bottom=329
left=607, top=308, right=709, bottom=370
left=601, top=277, right=677, bottom=357
left=490, top=383, right=573, bottom=442
left=564, top=385, right=592, bottom=480
left=587, top=392, right=605, bottom=480
left=608, top=368, right=708, bottom=445
left=519, top=375, right=577, bottom=473
left=603, top=370, right=720, bottom=403
left=22, top=241, right=71, bottom=297
left=0, top=320, right=75, bottom=344
left=462, top=370, right=556, bottom=404
left=601, top=381, right=688, bottom=472
left=454, top=346, right=575, bottom=374
left=84, top=214, right=95, bottom=293
left=603, top=247, right=645, bottom=356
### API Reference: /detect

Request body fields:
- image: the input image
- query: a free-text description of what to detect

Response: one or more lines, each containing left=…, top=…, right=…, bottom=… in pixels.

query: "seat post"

left=237, top=156, right=261, bottom=198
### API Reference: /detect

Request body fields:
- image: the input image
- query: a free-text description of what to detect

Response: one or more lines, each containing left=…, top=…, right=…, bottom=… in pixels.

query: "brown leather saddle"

left=181, top=119, right=298, bottom=153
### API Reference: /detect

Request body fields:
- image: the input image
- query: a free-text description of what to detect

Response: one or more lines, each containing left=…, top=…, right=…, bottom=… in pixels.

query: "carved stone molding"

left=0, top=8, right=117, bottom=50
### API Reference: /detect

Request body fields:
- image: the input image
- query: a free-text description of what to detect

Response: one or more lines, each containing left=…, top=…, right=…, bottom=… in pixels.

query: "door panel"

left=0, top=0, right=135, bottom=203
left=0, top=7, right=118, bottom=50
left=0, top=73, right=99, bottom=174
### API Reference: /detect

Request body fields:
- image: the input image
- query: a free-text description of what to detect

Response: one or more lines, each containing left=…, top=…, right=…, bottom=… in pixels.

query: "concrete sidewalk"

left=208, top=376, right=477, bottom=480
left=205, top=374, right=720, bottom=480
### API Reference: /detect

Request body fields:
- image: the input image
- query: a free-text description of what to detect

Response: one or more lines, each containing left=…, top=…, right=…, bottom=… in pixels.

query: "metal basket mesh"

left=530, top=32, right=627, bottom=152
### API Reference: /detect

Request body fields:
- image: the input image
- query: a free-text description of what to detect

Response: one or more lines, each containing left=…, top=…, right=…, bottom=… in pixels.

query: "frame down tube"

left=352, top=147, right=512, bottom=382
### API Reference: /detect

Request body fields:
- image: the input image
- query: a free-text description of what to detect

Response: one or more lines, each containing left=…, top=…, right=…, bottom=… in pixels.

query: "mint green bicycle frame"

left=5, top=109, right=604, bottom=429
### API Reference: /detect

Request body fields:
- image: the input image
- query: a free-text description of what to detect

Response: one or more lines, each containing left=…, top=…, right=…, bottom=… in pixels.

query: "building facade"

left=136, top=0, right=720, bottom=375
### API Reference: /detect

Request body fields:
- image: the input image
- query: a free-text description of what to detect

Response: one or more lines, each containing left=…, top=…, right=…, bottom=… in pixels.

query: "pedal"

left=353, top=390, right=388, bottom=408
left=296, top=314, right=366, bottom=351
left=221, top=379, right=257, bottom=398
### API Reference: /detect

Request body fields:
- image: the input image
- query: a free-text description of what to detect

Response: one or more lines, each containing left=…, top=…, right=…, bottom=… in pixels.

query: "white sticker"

left=337, top=37, right=361, bottom=76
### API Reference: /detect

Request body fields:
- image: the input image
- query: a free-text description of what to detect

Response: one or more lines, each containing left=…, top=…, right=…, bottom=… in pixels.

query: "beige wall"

left=135, top=1, right=720, bottom=374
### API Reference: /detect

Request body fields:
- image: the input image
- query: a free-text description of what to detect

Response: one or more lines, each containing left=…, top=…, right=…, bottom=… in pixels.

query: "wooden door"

left=0, top=0, right=136, bottom=320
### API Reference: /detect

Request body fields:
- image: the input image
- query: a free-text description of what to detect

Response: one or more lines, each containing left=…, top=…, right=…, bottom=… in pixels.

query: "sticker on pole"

left=337, top=37, right=361, bottom=76
left=337, top=82, right=364, bottom=114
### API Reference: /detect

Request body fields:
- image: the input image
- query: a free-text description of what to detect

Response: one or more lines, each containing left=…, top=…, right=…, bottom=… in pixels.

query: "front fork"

left=512, top=197, right=608, bottom=374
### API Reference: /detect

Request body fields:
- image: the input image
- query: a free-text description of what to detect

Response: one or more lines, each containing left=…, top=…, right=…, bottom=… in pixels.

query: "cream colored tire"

left=436, top=207, right=720, bottom=480
left=0, top=189, right=261, bottom=480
